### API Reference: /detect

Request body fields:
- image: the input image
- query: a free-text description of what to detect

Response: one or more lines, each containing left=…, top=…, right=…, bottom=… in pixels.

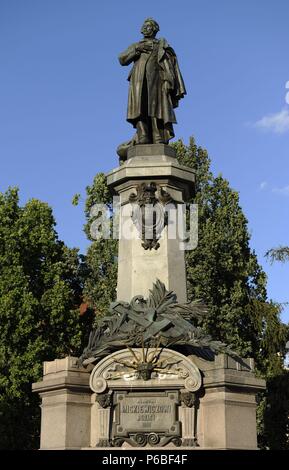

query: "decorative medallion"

left=129, top=182, right=176, bottom=250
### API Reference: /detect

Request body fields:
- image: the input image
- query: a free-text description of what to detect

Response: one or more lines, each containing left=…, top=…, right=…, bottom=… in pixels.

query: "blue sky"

left=1, top=0, right=289, bottom=321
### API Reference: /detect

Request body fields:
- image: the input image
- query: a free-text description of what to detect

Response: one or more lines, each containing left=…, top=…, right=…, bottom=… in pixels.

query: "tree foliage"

left=262, top=244, right=289, bottom=448
left=0, top=188, right=92, bottom=449
left=172, top=138, right=289, bottom=448
left=173, top=138, right=288, bottom=362
left=266, top=246, right=289, bottom=264
left=81, top=173, right=118, bottom=319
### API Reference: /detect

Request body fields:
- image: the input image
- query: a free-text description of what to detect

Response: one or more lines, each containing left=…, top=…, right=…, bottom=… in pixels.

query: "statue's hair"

left=141, top=18, right=160, bottom=34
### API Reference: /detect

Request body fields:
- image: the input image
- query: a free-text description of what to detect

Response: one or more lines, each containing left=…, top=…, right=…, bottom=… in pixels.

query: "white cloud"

left=257, top=180, right=289, bottom=197
left=286, top=82, right=289, bottom=104
left=254, top=108, right=289, bottom=134
left=259, top=181, right=268, bottom=190
left=272, top=185, right=289, bottom=196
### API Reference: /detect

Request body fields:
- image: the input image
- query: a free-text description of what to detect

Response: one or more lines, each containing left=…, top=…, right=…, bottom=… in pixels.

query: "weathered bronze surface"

left=79, top=280, right=234, bottom=366
left=129, top=182, right=176, bottom=250
left=117, top=18, right=186, bottom=160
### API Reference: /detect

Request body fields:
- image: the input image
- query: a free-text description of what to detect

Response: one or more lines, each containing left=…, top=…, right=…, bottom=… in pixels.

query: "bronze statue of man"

left=117, top=18, right=186, bottom=159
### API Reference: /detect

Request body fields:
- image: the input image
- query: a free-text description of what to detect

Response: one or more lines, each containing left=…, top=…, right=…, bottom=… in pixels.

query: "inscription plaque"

left=112, top=390, right=181, bottom=447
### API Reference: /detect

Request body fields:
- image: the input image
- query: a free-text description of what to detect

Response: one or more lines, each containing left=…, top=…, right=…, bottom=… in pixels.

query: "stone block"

left=32, top=357, right=91, bottom=449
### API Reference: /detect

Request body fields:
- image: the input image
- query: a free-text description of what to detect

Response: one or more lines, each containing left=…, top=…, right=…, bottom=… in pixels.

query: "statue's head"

left=141, top=18, right=160, bottom=38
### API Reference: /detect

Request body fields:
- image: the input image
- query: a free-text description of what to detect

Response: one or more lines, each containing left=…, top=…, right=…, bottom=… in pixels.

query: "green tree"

left=266, top=247, right=289, bottom=264
left=260, top=244, right=289, bottom=449
left=82, top=137, right=288, bottom=448
left=173, top=138, right=287, bottom=361
left=0, top=188, right=92, bottom=449
left=81, top=173, right=118, bottom=319
left=173, top=138, right=288, bottom=448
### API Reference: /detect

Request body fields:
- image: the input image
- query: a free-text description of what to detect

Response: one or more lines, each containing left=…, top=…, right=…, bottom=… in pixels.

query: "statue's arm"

left=118, top=43, right=140, bottom=66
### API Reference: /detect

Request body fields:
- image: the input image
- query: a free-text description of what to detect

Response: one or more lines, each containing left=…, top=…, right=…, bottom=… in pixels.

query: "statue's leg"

left=136, top=120, right=149, bottom=144
left=151, top=118, right=166, bottom=144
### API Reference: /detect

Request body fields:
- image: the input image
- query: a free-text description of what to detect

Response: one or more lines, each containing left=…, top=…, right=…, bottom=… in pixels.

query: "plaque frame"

left=112, top=390, right=181, bottom=447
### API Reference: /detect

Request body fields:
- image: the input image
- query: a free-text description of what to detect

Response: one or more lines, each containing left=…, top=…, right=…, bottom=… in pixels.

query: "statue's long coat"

left=119, top=38, right=186, bottom=139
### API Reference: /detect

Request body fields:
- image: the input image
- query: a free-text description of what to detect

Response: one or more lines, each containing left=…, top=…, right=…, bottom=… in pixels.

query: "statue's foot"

left=137, top=136, right=150, bottom=144
left=117, top=132, right=140, bottom=162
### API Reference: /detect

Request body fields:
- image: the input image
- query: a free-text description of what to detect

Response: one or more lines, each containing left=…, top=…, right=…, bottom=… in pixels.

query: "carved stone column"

left=179, top=392, right=199, bottom=447
left=107, top=144, right=195, bottom=303
left=90, top=393, right=112, bottom=447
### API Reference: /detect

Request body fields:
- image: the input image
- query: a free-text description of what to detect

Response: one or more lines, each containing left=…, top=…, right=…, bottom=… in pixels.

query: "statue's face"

left=141, top=21, right=156, bottom=38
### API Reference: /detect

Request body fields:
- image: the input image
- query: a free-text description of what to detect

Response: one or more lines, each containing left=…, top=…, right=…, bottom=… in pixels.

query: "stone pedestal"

left=106, top=144, right=195, bottom=303
left=33, top=353, right=265, bottom=449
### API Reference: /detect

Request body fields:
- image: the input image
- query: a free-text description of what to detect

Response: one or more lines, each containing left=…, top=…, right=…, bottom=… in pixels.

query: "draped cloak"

left=119, top=38, right=186, bottom=140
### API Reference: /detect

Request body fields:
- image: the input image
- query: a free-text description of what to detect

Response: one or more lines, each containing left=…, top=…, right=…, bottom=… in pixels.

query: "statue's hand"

left=136, top=42, right=153, bottom=53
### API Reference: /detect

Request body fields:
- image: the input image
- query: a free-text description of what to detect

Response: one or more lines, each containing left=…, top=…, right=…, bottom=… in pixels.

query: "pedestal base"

left=33, top=354, right=265, bottom=450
